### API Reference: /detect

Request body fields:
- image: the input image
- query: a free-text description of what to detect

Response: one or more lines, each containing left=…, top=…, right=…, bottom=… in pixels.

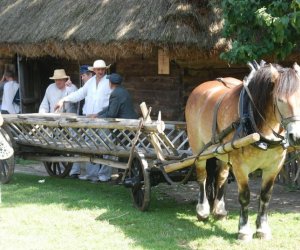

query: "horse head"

left=273, top=63, right=300, bottom=147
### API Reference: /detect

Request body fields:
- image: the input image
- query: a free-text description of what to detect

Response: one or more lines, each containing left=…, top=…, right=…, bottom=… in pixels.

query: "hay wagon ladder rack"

left=0, top=102, right=260, bottom=211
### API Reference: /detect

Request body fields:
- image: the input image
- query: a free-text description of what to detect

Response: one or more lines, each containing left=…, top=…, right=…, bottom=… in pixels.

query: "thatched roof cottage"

left=0, top=0, right=247, bottom=119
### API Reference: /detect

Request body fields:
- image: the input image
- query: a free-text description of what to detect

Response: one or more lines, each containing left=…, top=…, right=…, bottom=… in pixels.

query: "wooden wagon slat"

left=2, top=113, right=192, bottom=163
left=66, top=128, right=90, bottom=148
left=5, top=123, right=31, bottom=144
left=22, top=123, right=50, bottom=146
left=94, top=128, right=117, bottom=151
left=3, top=115, right=165, bottom=132
left=36, top=125, right=58, bottom=146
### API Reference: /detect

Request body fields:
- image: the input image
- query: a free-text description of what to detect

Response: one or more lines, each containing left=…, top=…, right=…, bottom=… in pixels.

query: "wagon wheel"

left=0, top=129, right=15, bottom=184
left=130, top=152, right=150, bottom=211
left=0, top=154, right=14, bottom=184
left=43, top=161, right=72, bottom=178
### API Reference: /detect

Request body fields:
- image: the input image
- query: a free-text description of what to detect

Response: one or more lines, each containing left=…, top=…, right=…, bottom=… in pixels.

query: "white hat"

left=88, top=60, right=111, bottom=71
left=49, top=69, right=69, bottom=80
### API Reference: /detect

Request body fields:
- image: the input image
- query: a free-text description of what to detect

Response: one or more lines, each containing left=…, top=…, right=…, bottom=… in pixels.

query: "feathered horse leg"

left=195, top=159, right=210, bottom=221
left=232, top=165, right=253, bottom=241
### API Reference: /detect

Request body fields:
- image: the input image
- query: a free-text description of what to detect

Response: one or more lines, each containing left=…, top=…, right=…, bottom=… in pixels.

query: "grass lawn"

left=0, top=173, right=299, bottom=250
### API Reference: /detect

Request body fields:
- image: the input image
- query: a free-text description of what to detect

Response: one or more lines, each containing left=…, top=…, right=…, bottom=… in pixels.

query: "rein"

left=243, top=83, right=285, bottom=142
left=274, top=99, right=300, bottom=129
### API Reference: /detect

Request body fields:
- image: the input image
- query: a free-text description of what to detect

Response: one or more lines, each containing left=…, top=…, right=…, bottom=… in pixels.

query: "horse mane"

left=247, top=64, right=284, bottom=128
left=275, top=68, right=300, bottom=99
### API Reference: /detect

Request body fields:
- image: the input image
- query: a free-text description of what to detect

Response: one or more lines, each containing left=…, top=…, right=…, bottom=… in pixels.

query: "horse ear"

left=270, top=64, right=279, bottom=83
left=259, top=60, right=266, bottom=67
left=293, top=63, right=300, bottom=74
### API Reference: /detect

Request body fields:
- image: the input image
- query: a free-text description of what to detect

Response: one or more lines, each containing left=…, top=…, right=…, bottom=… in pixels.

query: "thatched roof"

left=0, top=0, right=227, bottom=60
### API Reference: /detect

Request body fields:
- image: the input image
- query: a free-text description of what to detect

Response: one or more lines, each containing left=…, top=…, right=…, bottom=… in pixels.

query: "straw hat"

left=88, top=60, right=111, bottom=71
left=49, top=69, right=69, bottom=80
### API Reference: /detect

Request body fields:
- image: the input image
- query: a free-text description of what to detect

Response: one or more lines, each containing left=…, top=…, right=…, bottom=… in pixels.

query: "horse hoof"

left=196, top=203, right=210, bottom=221
left=256, top=231, right=272, bottom=240
left=196, top=214, right=209, bottom=221
left=213, top=213, right=227, bottom=221
left=237, top=233, right=253, bottom=242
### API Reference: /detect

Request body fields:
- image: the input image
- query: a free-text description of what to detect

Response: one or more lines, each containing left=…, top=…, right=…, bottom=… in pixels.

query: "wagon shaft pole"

left=163, top=133, right=260, bottom=173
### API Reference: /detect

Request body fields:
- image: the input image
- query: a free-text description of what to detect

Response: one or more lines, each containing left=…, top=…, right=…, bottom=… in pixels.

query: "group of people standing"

left=39, top=59, right=138, bottom=182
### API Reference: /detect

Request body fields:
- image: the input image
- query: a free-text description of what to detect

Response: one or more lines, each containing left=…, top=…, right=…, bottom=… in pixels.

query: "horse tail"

left=205, top=157, right=220, bottom=209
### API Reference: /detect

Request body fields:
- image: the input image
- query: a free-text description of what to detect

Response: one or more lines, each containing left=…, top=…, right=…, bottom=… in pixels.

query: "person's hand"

left=54, top=100, right=64, bottom=112
left=65, top=78, right=72, bottom=87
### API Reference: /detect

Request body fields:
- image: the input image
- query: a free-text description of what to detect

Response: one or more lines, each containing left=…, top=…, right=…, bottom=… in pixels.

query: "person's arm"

left=39, top=92, right=50, bottom=113
left=55, top=81, right=88, bottom=111
left=97, top=106, right=109, bottom=118
left=104, top=94, right=121, bottom=118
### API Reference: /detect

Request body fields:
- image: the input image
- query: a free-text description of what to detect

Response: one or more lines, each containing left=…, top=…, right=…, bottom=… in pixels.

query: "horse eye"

left=277, top=98, right=284, bottom=103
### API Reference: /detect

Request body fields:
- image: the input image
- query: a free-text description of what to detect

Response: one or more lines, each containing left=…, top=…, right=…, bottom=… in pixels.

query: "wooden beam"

left=23, top=155, right=128, bottom=169
left=163, top=133, right=260, bottom=173
left=158, top=49, right=170, bottom=75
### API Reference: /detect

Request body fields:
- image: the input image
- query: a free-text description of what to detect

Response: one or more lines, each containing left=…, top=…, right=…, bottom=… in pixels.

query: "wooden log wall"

left=116, top=54, right=250, bottom=121
left=179, top=58, right=249, bottom=117
left=116, top=55, right=182, bottom=121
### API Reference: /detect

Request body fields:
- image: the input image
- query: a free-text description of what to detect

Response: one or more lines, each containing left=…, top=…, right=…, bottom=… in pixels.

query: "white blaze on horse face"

left=286, top=121, right=300, bottom=143
left=278, top=94, right=300, bottom=145
left=288, top=95, right=300, bottom=144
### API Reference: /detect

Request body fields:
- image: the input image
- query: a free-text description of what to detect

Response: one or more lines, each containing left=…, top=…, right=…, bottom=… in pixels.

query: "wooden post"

left=140, top=102, right=165, bottom=161
left=17, top=54, right=24, bottom=114
left=158, top=49, right=170, bottom=75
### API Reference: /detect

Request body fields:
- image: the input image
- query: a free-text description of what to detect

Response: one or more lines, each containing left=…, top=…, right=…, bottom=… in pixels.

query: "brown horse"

left=185, top=63, right=300, bottom=240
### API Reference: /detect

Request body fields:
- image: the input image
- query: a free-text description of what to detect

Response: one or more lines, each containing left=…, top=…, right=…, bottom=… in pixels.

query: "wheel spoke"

left=43, top=160, right=72, bottom=178
left=129, top=152, right=150, bottom=211
left=0, top=162, right=7, bottom=178
left=0, top=156, right=15, bottom=184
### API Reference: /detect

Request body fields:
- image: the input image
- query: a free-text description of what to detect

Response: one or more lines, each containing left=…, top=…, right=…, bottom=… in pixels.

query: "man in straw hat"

left=55, top=59, right=113, bottom=182
left=39, top=69, right=78, bottom=113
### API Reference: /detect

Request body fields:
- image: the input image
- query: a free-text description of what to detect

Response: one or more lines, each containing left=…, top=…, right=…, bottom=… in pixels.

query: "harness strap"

left=211, top=92, right=228, bottom=144
left=216, top=78, right=241, bottom=88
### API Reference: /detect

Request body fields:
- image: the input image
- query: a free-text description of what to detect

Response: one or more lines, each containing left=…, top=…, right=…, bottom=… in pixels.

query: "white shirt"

left=1, top=80, right=20, bottom=114
left=63, top=75, right=112, bottom=115
left=39, top=83, right=78, bottom=113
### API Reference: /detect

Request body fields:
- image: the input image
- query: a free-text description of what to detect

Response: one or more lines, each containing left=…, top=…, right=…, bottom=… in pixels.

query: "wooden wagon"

left=0, top=103, right=264, bottom=211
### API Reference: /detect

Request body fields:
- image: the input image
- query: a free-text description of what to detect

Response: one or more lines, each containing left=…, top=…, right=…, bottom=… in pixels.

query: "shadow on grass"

left=2, top=173, right=294, bottom=249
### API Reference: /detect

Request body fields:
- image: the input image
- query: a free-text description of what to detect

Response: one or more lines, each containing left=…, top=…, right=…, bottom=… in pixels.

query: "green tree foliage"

left=216, top=0, right=300, bottom=63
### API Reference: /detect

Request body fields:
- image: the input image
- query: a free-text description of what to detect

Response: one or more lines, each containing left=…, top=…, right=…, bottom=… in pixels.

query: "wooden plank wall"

left=181, top=63, right=249, bottom=117
left=116, top=55, right=250, bottom=121
left=116, top=55, right=183, bottom=121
